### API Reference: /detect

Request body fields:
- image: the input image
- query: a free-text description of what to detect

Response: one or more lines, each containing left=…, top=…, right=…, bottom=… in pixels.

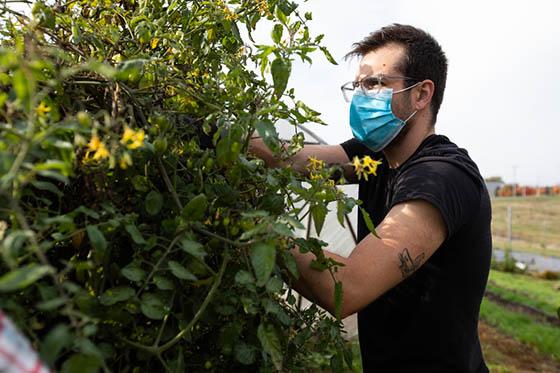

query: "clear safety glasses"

left=340, top=74, right=421, bottom=102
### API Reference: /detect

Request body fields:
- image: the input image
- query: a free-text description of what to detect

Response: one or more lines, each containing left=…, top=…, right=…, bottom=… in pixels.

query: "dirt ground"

left=342, top=316, right=560, bottom=372
left=479, top=321, right=560, bottom=372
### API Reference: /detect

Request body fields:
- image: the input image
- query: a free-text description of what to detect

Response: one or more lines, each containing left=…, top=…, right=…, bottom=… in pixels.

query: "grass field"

left=480, top=269, right=560, bottom=370
left=486, top=270, right=560, bottom=317
left=491, top=196, right=560, bottom=257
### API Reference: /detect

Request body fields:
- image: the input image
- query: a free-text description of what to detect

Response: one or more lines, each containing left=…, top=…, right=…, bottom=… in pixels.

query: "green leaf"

left=140, top=293, right=167, bottom=320
left=360, top=207, right=380, bottom=238
left=336, top=201, right=346, bottom=227
left=86, top=225, right=107, bottom=252
left=182, top=194, right=208, bottom=221
left=99, top=286, right=135, bottom=306
left=37, top=297, right=66, bottom=311
left=235, top=270, right=254, bottom=286
left=343, top=345, right=354, bottom=370
left=251, top=242, right=276, bottom=286
left=271, top=24, right=283, bottom=44
left=334, top=281, right=343, bottom=320
left=132, top=175, right=149, bottom=192
left=0, top=264, right=53, bottom=292
left=330, top=351, right=344, bottom=373
left=145, top=191, right=163, bottom=215
left=275, top=6, right=288, bottom=25
left=153, top=275, right=174, bottom=290
left=40, top=324, right=72, bottom=367
left=125, top=224, right=146, bottom=244
left=168, top=260, right=197, bottom=281
left=13, top=69, right=32, bottom=110
left=220, top=321, right=242, bottom=355
left=31, top=180, right=63, bottom=197
left=257, top=323, right=283, bottom=371
left=75, top=206, right=100, bottom=219
left=61, top=353, right=102, bottom=373
left=180, top=239, right=206, bottom=261
left=282, top=250, right=299, bottom=279
left=255, top=120, right=280, bottom=152
left=271, top=57, right=291, bottom=98
left=234, top=342, right=256, bottom=365
left=311, top=204, right=327, bottom=235
left=121, top=262, right=146, bottom=282
left=320, top=46, right=338, bottom=65
left=272, top=222, right=293, bottom=237
left=265, top=276, right=284, bottom=293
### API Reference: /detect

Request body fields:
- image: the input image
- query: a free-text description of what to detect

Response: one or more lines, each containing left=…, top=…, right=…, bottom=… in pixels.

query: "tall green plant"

left=0, top=0, right=362, bottom=371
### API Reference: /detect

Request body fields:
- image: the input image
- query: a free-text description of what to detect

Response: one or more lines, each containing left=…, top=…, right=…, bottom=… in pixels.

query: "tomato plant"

left=0, top=0, right=359, bottom=371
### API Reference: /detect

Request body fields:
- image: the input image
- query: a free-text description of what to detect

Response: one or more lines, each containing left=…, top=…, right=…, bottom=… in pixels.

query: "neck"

left=383, top=116, right=435, bottom=169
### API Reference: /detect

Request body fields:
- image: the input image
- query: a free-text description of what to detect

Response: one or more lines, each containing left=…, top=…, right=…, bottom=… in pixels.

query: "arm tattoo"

left=398, top=248, right=425, bottom=279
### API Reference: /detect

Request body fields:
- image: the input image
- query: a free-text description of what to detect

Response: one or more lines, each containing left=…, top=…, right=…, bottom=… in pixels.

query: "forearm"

left=290, top=248, right=349, bottom=316
left=248, top=137, right=284, bottom=168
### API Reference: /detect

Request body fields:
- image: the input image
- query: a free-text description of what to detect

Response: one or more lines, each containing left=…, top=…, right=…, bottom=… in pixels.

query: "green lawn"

left=480, top=298, right=560, bottom=360
left=486, top=270, right=560, bottom=317
left=491, top=196, right=560, bottom=257
left=481, top=270, right=560, bottom=361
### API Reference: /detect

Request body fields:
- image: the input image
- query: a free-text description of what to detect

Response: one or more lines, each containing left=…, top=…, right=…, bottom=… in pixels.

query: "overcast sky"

left=280, top=0, right=560, bottom=185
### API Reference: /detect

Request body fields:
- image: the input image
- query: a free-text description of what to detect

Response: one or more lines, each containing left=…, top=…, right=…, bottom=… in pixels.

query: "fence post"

left=507, top=205, right=512, bottom=248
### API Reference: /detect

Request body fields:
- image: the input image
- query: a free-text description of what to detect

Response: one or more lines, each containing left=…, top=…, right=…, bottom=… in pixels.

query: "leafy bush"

left=0, top=0, right=360, bottom=371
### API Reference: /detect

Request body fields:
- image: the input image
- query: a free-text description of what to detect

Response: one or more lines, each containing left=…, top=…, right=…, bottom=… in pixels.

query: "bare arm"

left=248, top=137, right=355, bottom=179
left=290, top=199, right=447, bottom=318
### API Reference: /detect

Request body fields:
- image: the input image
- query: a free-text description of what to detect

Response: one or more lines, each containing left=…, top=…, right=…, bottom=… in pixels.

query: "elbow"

left=340, top=301, right=362, bottom=319
left=323, top=291, right=363, bottom=320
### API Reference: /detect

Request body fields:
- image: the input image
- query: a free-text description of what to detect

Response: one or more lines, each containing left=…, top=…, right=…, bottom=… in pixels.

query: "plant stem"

left=193, top=224, right=251, bottom=247
left=1, top=190, right=78, bottom=327
left=157, top=253, right=229, bottom=353
left=135, top=230, right=187, bottom=298
left=157, top=157, right=183, bottom=212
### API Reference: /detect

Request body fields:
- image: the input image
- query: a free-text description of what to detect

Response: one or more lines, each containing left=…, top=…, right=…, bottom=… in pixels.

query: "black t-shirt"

left=340, top=134, right=492, bottom=373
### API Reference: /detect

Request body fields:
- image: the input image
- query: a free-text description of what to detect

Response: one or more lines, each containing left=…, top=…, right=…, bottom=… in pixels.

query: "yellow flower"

left=120, top=126, right=145, bottom=150
left=88, top=135, right=102, bottom=151
left=150, top=38, right=160, bottom=49
left=309, top=172, right=323, bottom=181
left=119, top=152, right=133, bottom=169
left=352, top=156, right=382, bottom=181
left=352, top=156, right=363, bottom=178
left=85, top=135, right=110, bottom=162
left=257, top=0, right=270, bottom=14
left=92, top=142, right=110, bottom=160
left=362, top=156, right=382, bottom=177
left=307, top=156, right=325, bottom=171
left=224, top=9, right=238, bottom=21
left=120, top=126, right=135, bottom=144
left=36, top=101, right=51, bottom=116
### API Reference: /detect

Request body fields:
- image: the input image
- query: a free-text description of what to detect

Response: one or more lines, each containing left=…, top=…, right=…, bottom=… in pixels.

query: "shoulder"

left=392, top=160, right=483, bottom=238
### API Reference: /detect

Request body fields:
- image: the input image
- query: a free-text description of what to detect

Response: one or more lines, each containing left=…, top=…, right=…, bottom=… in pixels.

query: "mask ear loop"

left=394, top=80, right=422, bottom=94
left=394, top=81, right=422, bottom=123
left=402, top=110, right=418, bottom=124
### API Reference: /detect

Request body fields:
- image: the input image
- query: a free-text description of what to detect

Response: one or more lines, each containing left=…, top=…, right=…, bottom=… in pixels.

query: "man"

left=250, top=24, right=491, bottom=372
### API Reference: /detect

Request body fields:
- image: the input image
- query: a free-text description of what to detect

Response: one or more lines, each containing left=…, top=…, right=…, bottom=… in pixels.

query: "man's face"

left=356, top=43, right=415, bottom=121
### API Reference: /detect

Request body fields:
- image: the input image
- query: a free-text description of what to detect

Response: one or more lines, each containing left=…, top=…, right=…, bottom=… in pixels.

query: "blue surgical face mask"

left=349, top=84, right=419, bottom=152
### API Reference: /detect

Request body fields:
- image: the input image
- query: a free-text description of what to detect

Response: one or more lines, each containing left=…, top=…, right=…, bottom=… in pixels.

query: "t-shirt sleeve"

left=340, top=138, right=379, bottom=160
left=390, top=161, right=481, bottom=238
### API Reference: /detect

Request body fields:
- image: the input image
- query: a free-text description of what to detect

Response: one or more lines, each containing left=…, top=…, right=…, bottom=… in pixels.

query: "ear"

left=414, top=80, right=435, bottom=111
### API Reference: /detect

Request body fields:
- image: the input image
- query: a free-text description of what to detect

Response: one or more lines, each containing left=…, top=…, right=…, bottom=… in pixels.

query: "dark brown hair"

left=346, top=24, right=448, bottom=124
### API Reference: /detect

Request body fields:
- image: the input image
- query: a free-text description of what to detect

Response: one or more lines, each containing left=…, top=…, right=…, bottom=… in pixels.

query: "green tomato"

left=229, top=225, right=239, bottom=236
left=154, top=138, right=168, bottom=154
